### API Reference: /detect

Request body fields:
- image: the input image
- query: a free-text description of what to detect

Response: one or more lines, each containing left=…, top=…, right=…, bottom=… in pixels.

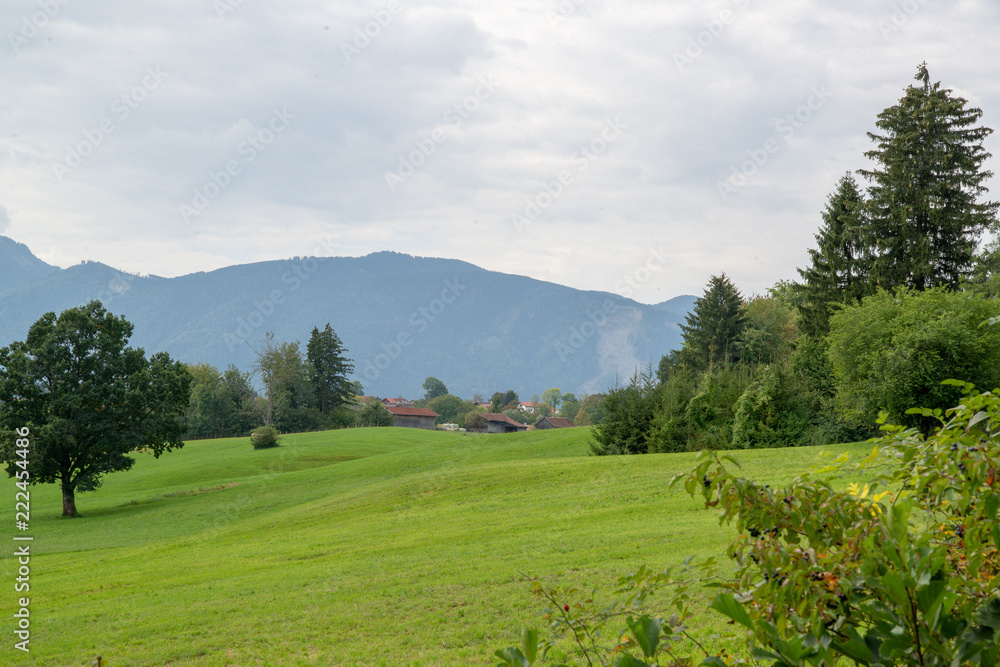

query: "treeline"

left=593, top=63, right=1000, bottom=455
left=183, top=323, right=360, bottom=438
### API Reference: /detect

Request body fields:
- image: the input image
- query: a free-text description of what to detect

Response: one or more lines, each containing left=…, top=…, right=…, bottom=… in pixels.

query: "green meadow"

left=0, top=427, right=869, bottom=666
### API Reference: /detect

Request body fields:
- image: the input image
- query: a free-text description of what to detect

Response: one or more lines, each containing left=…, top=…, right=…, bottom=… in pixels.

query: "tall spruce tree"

left=796, top=173, right=870, bottom=336
left=306, top=324, right=355, bottom=414
left=859, top=63, right=998, bottom=291
left=678, top=273, right=748, bottom=370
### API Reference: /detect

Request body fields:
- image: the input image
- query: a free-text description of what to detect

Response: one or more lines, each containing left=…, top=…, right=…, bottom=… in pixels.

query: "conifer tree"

left=795, top=173, right=870, bottom=336
left=306, top=324, right=355, bottom=414
left=678, top=273, right=747, bottom=370
left=859, top=63, right=998, bottom=291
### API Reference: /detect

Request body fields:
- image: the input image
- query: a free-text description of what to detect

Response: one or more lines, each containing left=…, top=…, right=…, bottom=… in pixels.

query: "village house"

left=384, top=406, right=439, bottom=430
left=518, top=401, right=541, bottom=413
left=382, top=397, right=413, bottom=408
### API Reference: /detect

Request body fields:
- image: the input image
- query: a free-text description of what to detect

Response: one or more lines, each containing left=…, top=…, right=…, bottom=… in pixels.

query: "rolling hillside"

left=0, top=427, right=868, bottom=665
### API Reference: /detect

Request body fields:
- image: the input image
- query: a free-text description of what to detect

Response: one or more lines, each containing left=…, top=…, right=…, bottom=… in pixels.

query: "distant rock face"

left=0, top=236, right=61, bottom=295
left=0, top=245, right=694, bottom=399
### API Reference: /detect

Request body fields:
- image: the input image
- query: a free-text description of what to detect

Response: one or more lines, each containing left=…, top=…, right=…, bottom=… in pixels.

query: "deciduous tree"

left=0, top=302, right=191, bottom=517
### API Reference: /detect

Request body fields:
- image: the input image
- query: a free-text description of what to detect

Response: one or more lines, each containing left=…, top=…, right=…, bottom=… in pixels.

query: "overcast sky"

left=2, top=0, right=998, bottom=303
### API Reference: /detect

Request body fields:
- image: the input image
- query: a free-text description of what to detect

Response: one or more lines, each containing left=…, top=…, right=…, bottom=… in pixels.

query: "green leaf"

left=626, top=615, right=662, bottom=659
left=916, top=579, right=947, bottom=616
left=520, top=626, right=538, bottom=664
left=493, top=647, right=530, bottom=667
left=977, top=597, right=1000, bottom=632
left=709, top=593, right=754, bottom=629
left=613, top=655, right=649, bottom=667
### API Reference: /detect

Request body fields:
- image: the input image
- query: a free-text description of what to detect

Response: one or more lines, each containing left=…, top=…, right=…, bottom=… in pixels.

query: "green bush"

left=829, top=287, right=1000, bottom=432
left=589, top=369, right=659, bottom=455
left=730, top=363, right=812, bottom=449
left=249, top=425, right=280, bottom=449
left=357, top=399, right=394, bottom=427
left=497, top=381, right=1000, bottom=666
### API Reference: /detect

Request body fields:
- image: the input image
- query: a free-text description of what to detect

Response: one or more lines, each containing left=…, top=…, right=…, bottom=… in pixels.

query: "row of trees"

left=593, top=63, right=1000, bottom=455
left=184, top=324, right=359, bottom=438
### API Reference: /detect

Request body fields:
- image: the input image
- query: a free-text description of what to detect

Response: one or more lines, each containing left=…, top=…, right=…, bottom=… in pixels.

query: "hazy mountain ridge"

left=0, top=236, right=61, bottom=295
left=0, top=240, right=694, bottom=398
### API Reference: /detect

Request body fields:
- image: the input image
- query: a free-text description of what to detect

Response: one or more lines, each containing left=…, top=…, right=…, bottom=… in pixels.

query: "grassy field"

left=0, top=426, right=870, bottom=666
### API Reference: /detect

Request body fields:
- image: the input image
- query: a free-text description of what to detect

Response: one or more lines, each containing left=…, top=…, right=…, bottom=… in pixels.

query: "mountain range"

left=0, top=236, right=695, bottom=399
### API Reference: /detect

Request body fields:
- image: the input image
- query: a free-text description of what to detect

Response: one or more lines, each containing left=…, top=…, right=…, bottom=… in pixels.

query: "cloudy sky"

left=2, top=0, right=998, bottom=303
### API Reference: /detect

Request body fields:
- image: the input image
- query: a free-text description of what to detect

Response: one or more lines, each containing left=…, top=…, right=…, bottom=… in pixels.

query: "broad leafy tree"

left=860, top=63, right=998, bottom=291
left=0, top=302, right=191, bottom=517
left=828, top=287, right=1000, bottom=432
left=678, top=273, right=748, bottom=370
left=306, top=323, right=355, bottom=414
left=357, top=398, right=394, bottom=427
left=422, top=376, right=448, bottom=401
left=541, top=388, right=563, bottom=413
left=184, top=363, right=258, bottom=439
left=796, top=173, right=871, bottom=336
left=491, top=390, right=519, bottom=413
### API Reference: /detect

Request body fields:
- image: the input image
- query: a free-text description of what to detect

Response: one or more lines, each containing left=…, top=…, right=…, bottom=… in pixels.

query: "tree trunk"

left=61, top=483, right=78, bottom=518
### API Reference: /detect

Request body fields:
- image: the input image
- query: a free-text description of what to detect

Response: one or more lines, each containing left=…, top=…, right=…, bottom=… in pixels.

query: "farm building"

left=385, top=406, right=439, bottom=430
left=534, top=416, right=575, bottom=429
left=479, top=413, right=529, bottom=434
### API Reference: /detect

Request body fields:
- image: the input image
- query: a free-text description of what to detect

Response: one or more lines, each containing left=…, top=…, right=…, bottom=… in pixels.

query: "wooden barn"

left=535, top=416, right=575, bottom=429
left=479, top=413, right=529, bottom=434
left=385, top=406, right=439, bottom=430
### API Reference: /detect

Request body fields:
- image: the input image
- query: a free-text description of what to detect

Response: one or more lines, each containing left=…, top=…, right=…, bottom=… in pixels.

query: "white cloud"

left=1, top=0, right=998, bottom=299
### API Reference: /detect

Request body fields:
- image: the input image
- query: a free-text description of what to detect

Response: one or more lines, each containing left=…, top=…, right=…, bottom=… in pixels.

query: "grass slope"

left=0, top=427, right=868, bottom=665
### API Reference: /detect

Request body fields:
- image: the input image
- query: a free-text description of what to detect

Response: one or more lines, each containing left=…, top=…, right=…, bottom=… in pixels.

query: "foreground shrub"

left=249, top=425, right=280, bottom=449
left=496, top=381, right=1000, bottom=666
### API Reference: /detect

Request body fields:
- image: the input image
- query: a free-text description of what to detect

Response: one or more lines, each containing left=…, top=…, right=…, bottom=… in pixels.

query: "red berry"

left=564, top=604, right=570, bottom=611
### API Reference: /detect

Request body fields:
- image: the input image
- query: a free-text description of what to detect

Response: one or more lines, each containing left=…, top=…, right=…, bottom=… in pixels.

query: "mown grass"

left=0, top=427, right=870, bottom=665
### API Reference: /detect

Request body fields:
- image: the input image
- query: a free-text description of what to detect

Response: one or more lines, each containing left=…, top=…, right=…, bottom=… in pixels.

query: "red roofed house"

left=385, top=406, right=439, bottom=430
left=382, top=397, right=413, bottom=408
left=518, top=401, right=541, bottom=413
left=479, top=413, right=529, bottom=434
left=534, top=416, right=575, bottom=429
